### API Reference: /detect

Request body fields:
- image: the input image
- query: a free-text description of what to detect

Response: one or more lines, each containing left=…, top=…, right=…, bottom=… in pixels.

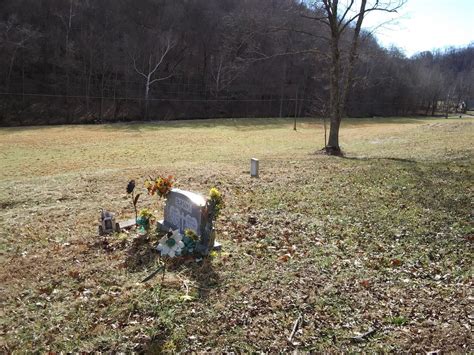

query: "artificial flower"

left=144, top=180, right=153, bottom=190
left=157, top=229, right=185, bottom=257
left=145, top=175, right=174, bottom=198
left=208, top=187, right=224, bottom=217
left=185, top=229, right=199, bottom=241
left=209, top=187, right=221, bottom=200
left=139, top=208, right=154, bottom=219
left=126, top=180, right=136, bottom=194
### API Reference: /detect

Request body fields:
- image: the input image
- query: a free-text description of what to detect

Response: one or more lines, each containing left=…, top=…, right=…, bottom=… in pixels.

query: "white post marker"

left=251, top=158, right=259, bottom=178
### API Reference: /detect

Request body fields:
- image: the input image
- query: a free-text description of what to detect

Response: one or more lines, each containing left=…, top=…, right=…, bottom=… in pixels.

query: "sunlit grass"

left=0, top=116, right=472, bottom=352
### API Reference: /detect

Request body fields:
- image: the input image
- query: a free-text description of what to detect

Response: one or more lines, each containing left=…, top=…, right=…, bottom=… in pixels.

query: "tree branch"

left=131, top=55, right=147, bottom=79
left=268, top=26, right=330, bottom=42
left=149, top=73, right=174, bottom=85
left=300, top=13, right=330, bottom=27
left=339, top=0, right=405, bottom=34
left=241, top=48, right=327, bottom=64
left=338, top=0, right=355, bottom=27
left=149, top=36, right=175, bottom=76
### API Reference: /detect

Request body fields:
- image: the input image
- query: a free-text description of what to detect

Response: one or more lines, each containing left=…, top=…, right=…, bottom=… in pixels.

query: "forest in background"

left=1, top=0, right=473, bottom=126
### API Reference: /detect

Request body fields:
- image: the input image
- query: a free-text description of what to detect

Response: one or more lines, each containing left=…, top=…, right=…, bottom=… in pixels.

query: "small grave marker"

left=251, top=158, right=259, bottom=177
left=98, top=209, right=119, bottom=235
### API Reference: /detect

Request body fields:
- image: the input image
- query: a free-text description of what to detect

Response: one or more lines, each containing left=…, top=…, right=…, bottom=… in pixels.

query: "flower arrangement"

left=157, top=229, right=185, bottom=257
left=137, top=208, right=154, bottom=233
left=130, top=183, right=225, bottom=300
left=126, top=175, right=173, bottom=232
left=156, top=229, right=199, bottom=257
left=185, top=229, right=199, bottom=241
left=182, top=229, right=198, bottom=254
left=208, top=187, right=224, bottom=218
left=125, top=178, right=225, bottom=258
left=145, top=175, right=174, bottom=199
left=139, top=208, right=154, bottom=219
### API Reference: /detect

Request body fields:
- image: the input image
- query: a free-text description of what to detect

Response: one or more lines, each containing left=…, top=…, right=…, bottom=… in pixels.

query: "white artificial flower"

left=157, top=229, right=185, bottom=257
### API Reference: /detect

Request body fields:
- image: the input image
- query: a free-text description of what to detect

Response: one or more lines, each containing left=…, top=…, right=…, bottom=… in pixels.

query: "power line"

left=0, top=92, right=314, bottom=103
left=0, top=92, right=428, bottom=106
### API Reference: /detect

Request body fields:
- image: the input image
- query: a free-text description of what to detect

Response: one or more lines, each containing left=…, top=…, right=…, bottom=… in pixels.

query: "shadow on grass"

left=342, top=156, right=418, bottom=164
left=159, top=255, right=220, bottom=301
left=100, top=117, right=303, bottom=132
left=122, top=236, right=220, bottom=300
left=1, top=116, right=440, bottom=133
left=343, top=154, right=472, bottom=226
left=124, top=236, right=159, bottom=272
left=142, top=327, right=173, bottom=354
left=182, top=258, right=219, bottom=299
left=139, top=256, right=219, bottom=352
left=98, top=116, right=431, bottom=132
left=139, top=249, right=219, bottom=352
left=0, top=117, right=294, bottom=132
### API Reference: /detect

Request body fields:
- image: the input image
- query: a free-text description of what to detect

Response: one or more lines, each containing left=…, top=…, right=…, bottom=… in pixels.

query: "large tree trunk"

left=144, top=78, right=151, bottom=120
left=326, top=29, right=343, bottom=156
left=322, top=0, right=370, bottom=156
left=327, top=116, right=342, bottom=155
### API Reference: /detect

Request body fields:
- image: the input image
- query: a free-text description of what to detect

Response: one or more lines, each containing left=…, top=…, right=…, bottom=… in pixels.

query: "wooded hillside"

left=1, top=0, right=473, bottom=126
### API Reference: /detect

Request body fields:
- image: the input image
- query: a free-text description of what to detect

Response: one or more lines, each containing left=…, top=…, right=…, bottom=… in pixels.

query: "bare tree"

left=56, top=0, right=75, bottom=54
left=0, top=15, right=40, bottom=91
left=210, top=54, right=247, bottom=98
left=54, top=0, right=77, bottom=121
left=130, top=33, right=176, bottom=118
left=132, top=36, right=175, bottom=102
left=307, top=0, right=405, bottom=155
left=209, top=10, right=260, bottom=98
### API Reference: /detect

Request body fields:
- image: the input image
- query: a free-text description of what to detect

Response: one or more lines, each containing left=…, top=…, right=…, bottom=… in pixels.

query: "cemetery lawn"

left=0, top=117, right=473, bottom=352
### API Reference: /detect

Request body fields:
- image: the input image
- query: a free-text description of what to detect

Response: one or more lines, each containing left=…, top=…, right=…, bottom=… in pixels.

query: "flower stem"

left=132, top=191, right=138, bottom=223
left=158, top=260, right=166, bottom=302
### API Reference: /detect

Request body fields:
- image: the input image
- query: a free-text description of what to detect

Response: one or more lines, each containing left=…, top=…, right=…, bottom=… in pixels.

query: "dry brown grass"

left=0, top=116, right=473, bottom=352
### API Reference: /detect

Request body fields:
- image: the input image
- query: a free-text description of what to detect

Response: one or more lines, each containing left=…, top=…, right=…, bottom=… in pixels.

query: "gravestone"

left=98, top=209, right=119, bottom=235
left=163, top=189, right=206, bottom=234
left=251, top=158, right=259, bottom=177
left=162, top=188, right=215, bottom=254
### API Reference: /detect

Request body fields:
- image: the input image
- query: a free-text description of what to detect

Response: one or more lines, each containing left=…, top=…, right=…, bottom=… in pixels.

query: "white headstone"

left=251, top=158, right=259, bottom=178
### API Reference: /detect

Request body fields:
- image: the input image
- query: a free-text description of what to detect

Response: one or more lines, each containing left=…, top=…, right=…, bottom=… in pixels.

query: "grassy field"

left=0, top=116, right=473, bottom=352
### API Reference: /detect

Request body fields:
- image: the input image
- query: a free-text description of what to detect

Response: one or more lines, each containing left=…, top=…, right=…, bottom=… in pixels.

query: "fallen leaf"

left=391, top=258, right=402, bottom=267
left=278, top=254, right=291, bottom=262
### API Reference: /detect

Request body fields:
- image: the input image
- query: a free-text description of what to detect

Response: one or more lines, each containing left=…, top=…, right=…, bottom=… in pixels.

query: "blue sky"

left=362, top=0, right=474, bottom=56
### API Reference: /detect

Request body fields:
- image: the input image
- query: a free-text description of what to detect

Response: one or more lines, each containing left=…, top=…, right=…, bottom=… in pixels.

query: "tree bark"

left=326, top=11, right=343, bottom=156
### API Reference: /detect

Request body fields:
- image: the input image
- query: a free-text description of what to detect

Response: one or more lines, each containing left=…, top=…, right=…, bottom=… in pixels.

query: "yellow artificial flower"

left=144, top=180, right=153, bottom=189
left=185, top=229, right=199, bottom=241
left=209, top=187, right=221, bottom=200
left=139, top=208, right=154, bottom=219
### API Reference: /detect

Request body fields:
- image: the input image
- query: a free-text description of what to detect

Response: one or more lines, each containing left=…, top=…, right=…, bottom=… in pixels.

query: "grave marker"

left=251, top=158, right=259, bottom=177
left=161, top=188, right=215, bottom=254
left=98, top=209, right=119, bottom=235
left=163, top=189, right=206, bottom=234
